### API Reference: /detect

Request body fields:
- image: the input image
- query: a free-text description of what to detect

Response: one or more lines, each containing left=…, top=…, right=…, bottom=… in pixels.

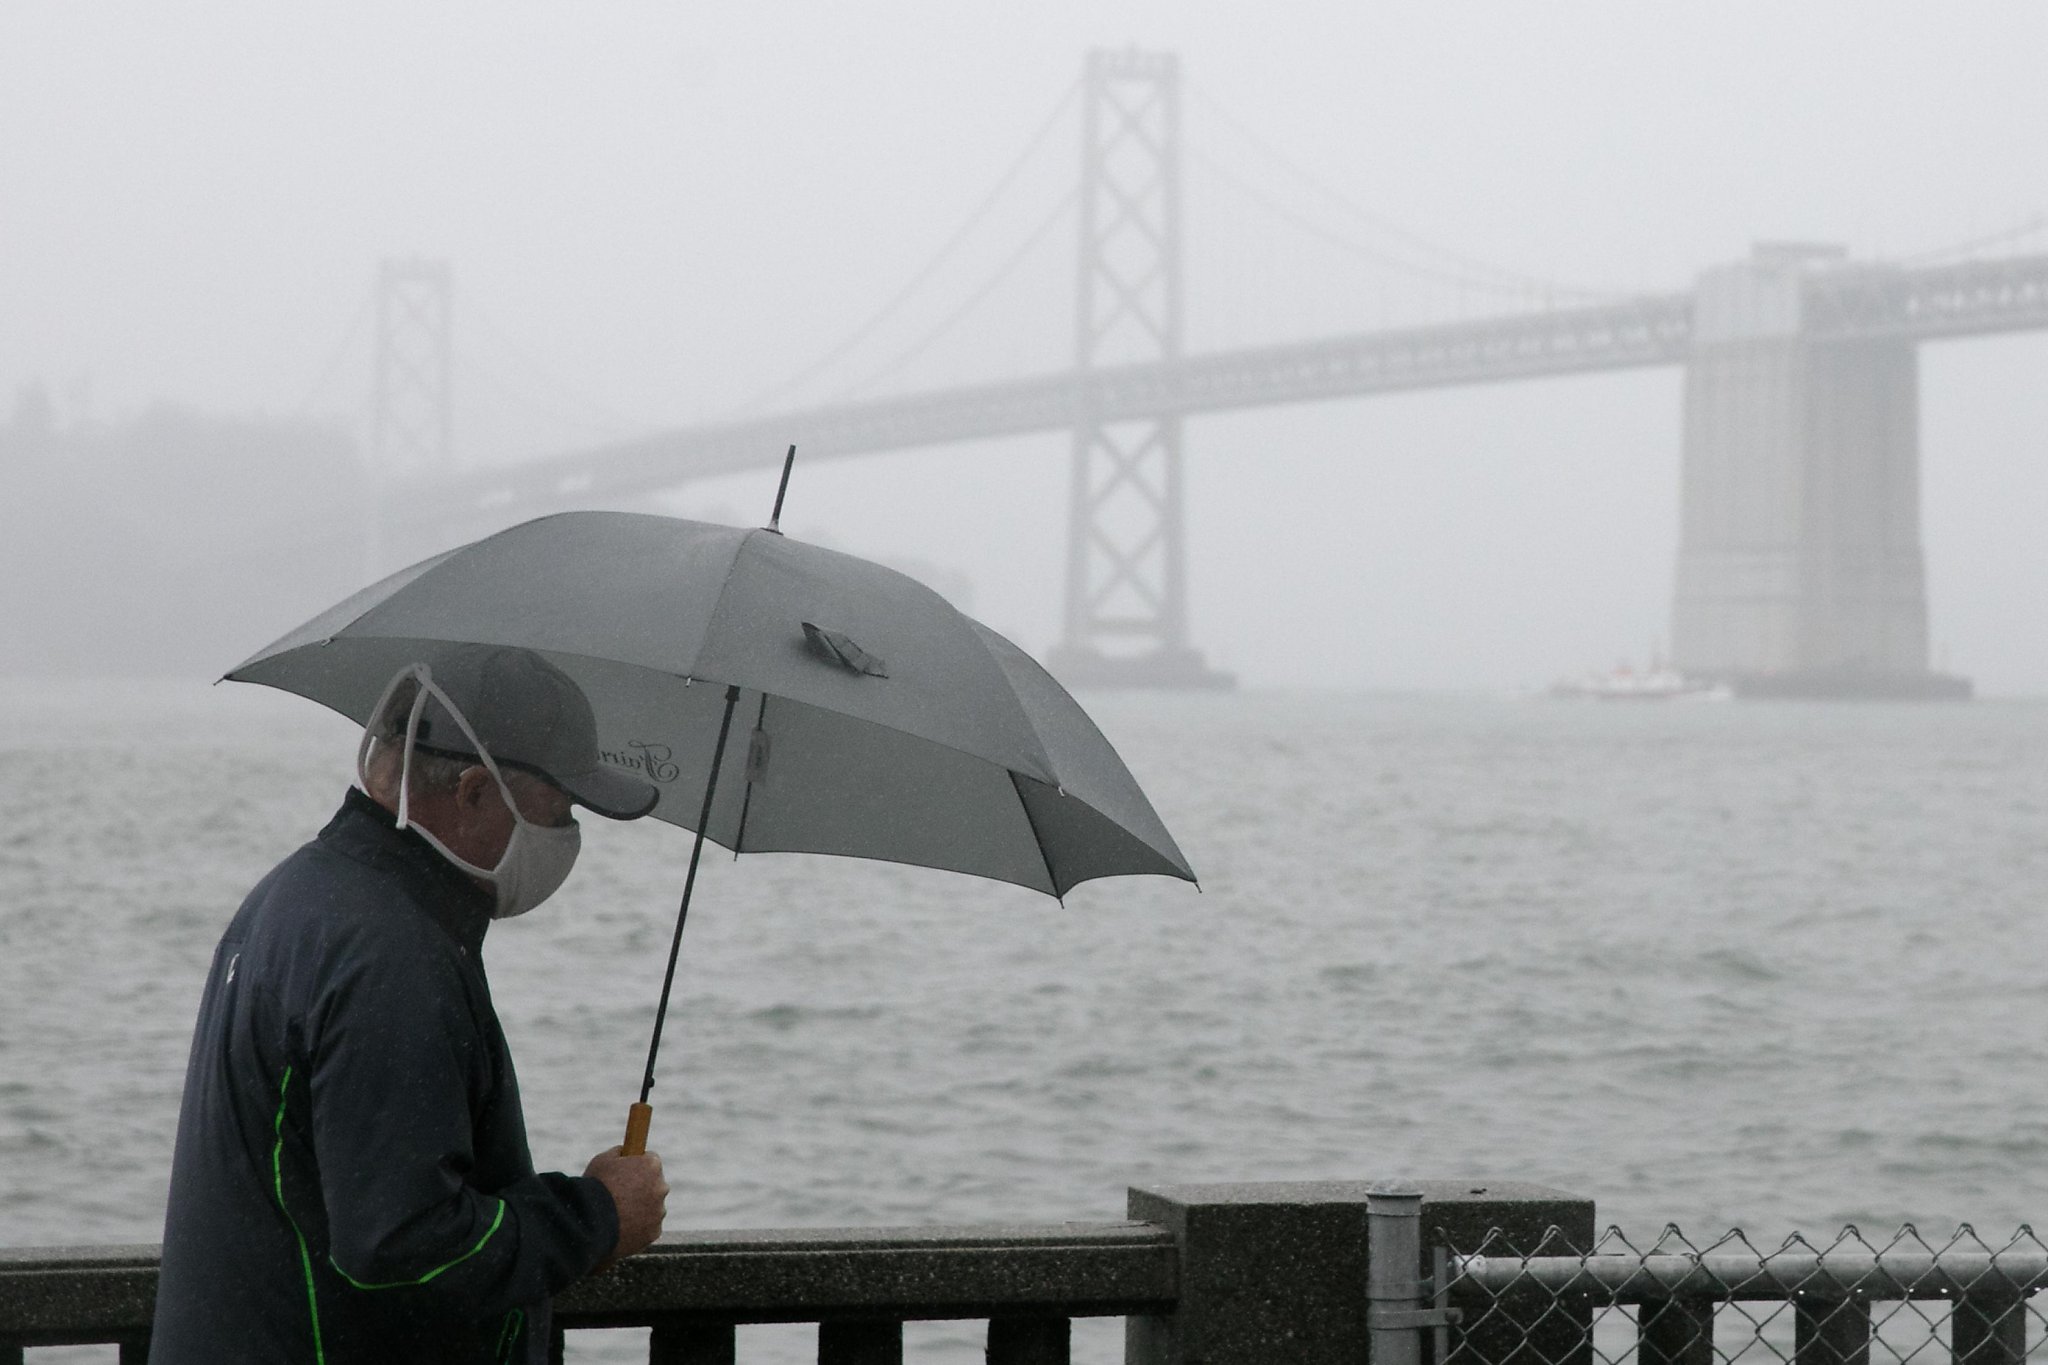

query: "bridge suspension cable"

left=290, top=290, right=374, bottom=422
left=834, top=188, right=1078, bottom=401
left=455, top=288, right=640, bottom=445
left=1188, top=81, right=1619, bottom=303
left=730, top=77, right=1082, bottom=417
left=1190, top=147, right=1579, bottom=301
left=1883, top=213, right=2048, bottom=267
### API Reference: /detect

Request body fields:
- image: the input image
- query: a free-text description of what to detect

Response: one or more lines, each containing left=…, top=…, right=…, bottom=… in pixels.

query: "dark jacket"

left=153, top=789, right=617, bottom=1364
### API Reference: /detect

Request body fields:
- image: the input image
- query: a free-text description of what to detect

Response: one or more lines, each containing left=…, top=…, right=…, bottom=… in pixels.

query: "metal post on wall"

left=1367, top=1184, right=1463, bottom=1365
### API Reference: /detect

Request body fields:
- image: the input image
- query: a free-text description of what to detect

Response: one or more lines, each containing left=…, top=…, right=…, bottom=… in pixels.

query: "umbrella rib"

left=690, top=529, right=768, bottom=681
left=958, top=624, right=1061, bottom=786
left=730, top=691, right=771, bottom=856
left=1008, top=771, right=1065, bottom=903
left=699, top=533, right=1062, bottom=787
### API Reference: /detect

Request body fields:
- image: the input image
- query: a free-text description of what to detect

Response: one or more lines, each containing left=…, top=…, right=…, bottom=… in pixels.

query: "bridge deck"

left=415, top=252, right=2048, bottom=521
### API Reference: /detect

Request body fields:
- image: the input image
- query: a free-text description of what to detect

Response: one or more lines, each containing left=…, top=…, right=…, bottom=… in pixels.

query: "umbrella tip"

left=766, top=444, right=797, bottom=533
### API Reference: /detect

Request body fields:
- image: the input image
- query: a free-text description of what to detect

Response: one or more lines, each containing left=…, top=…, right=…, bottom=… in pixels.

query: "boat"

left=1549, top=659, right=1731, bottom=702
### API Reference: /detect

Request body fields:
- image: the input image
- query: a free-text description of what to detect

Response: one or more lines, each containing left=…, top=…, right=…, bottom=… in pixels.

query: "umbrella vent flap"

left=801, top=623, right=889, bottom=678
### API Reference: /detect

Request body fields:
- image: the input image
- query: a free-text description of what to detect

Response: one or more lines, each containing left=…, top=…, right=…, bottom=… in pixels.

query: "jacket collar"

left=323, top=787, right=495, bottom=954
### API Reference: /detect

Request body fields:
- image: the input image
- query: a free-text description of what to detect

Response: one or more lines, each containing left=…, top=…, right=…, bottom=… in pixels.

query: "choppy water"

left=6, top=681, right=2048, bottom=1362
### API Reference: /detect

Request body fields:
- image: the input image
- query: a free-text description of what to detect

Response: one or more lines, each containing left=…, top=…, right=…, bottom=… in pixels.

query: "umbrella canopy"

left=228, top=510, right=1192, bottom=898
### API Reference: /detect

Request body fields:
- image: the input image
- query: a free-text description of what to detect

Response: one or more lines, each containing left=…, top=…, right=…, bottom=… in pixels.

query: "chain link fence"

left=1431, top=1225, right=2048, bottom=1365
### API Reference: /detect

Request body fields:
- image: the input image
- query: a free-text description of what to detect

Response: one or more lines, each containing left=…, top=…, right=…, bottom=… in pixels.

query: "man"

left=155, top=646, right=671, bottom=1364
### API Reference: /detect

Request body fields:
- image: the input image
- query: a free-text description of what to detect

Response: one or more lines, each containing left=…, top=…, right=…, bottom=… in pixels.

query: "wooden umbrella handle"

left=622, top=1102, right=653, bottom=1156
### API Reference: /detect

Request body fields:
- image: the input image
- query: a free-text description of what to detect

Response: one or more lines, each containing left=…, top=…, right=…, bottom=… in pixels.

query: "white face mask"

left=356, top=664, right=583, bottom=920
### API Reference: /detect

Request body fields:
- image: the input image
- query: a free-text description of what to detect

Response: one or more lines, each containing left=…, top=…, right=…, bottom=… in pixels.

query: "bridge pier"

left=1673, top=245, right=1968, bottom=698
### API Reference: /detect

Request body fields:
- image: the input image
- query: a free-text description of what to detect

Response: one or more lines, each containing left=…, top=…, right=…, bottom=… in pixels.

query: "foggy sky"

left=5, top=2, right=2048, bottom=691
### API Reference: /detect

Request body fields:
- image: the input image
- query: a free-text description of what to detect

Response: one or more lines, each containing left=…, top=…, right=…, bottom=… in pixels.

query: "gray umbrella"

left=227, top=500, right=1194, bottom=1148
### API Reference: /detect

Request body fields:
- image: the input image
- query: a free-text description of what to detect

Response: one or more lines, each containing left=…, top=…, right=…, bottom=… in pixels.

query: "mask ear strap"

left=358, top=660, right=532, bottom=834
left=357, top=662, right=430, bottom=819
left=395, top=669, right=434, bottom=832
left=411, top=672, right=530, bottom=828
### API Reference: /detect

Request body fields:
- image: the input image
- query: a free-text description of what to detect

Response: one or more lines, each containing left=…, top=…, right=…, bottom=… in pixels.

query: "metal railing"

left=1422, top=1224, right=2048, bottom=1365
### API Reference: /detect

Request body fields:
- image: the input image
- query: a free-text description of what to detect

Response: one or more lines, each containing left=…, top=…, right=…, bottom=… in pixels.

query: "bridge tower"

left=1673, top=244, right=1966, bottom=697
left=363, top=257, right=455, bottom=575
left=1046, top=49, right=1232, bottom=690
left=371, top=257, right=455, bottom=478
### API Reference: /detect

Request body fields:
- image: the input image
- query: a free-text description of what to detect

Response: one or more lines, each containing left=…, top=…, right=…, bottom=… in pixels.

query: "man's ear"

left=454, top=765, right=497, bottom=812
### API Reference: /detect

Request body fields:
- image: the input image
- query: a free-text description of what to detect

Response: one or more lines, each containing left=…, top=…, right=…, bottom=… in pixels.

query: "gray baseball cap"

left=401, top=645, right=660, bottom=821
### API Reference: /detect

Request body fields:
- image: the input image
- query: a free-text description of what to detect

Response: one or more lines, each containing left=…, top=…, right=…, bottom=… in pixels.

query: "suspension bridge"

left=360, top=48, right=2048, bottom=695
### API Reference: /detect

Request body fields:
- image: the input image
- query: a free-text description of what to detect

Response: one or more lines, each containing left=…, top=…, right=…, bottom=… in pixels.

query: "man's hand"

left=584, top=1145, right=668, bottom=1266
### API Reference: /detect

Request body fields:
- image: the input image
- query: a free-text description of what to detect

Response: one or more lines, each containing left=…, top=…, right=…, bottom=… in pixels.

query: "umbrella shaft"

left=637, top=683, right=743, bottom=1105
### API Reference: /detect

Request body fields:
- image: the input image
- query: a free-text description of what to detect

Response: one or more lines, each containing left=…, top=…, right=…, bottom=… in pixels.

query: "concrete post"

left=1639, top=1298, right=1716, bottom=1365
left=818, top=1319, right=902, bottom=1364
left=1950, top=1291, right=2026, bottom=1365
left=649, top=1321, right=736, bottom=1364
left=1123, top=1180, right=1593, bottom=1365
left=988, top=1315, right=1071, bottom=1364
left=1794, top=1299, right=1871, bottom=1365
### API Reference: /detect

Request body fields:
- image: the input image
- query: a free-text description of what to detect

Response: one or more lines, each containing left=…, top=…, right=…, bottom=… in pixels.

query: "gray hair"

left=364, top=675, right=474, bottom=798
